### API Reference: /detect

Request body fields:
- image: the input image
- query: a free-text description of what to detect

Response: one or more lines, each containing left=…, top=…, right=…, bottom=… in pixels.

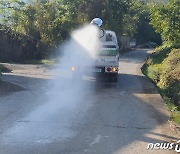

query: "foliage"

left=158, top=48, right=180, bottom=104
left=23, top=58, right=58, bottom=65
left=0, top=0, right=143, bottom=41
left=0, top=0, right=78, bottom=46
left=135, top=8, right=162, bottom=45
left=143, top=44, right=172, bottom=83
left=149, top=0, right=180, bottom=44
left=150, top=45, right=172, bottom=65
left=143, top=64, right=161, bottom=83
left=0, top=0, right=145, bottom=61
left=0, top=0, right=147, bottom=61
left=165, top=96, right=180, bottom=124
left=143, top=0, right=180, bottom=122
left=142, top=45, right=180, bottom=123
left=77, top=0, right=144, bottom=36
left=0, top=0, right=79, bottom=60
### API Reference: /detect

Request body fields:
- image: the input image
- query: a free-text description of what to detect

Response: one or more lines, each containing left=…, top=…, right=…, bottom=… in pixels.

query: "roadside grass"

left=166, top=97, right=180, bottom=124
left=23, top=58, right=59, bottom=65
left=142, top=44, right=180, bottom=124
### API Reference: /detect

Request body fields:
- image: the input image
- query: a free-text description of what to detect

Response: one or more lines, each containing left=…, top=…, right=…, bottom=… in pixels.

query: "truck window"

left=106, top=34, right=113, bottom=41
left=102, top=45, right=116, bottom=48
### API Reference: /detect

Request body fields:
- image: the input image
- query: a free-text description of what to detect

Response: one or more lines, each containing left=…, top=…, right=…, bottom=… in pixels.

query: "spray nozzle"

left=90, top=18, right=104, bottom=38
left=90, top=18, right=103, bottom=27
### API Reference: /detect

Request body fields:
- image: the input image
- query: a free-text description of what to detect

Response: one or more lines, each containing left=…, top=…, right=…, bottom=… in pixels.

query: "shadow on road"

left=0, top=70, right=177, bottom=154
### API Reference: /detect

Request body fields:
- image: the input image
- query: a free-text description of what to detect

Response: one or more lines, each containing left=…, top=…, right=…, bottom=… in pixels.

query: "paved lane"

left=0, top=49, right=179, bottom=154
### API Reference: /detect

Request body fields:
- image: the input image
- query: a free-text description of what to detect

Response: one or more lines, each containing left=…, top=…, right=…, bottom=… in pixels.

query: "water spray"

left=90, top=18, right=105, bottom=38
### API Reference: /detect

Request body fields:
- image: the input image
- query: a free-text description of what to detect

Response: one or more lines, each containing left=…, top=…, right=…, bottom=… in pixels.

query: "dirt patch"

left=0, top=80, right=25, bottom=96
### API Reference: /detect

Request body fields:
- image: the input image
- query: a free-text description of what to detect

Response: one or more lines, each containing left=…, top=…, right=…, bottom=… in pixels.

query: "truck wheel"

left=113, top=76, right=118, bottom=82
left=107, top=74, right=118, bottom=82
left=107, top=76, right=112, bottom=82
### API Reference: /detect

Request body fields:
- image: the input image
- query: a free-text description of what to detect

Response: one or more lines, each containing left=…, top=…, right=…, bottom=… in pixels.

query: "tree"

left=0, top=0, right=147, bottom=61
left=0, top=0, right=79, bottom=58
left=150, top=0, right=180, bottom=44
left=77, top=0, right=143, bottom=37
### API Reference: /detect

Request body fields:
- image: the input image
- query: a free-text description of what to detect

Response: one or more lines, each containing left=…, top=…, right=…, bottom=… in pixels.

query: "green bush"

left=150, top=45, right=173, bottom=65
left=158, top=49, right=180, bottom=105
left=143, top=44, right=173, bottom=83
left=145, top=64, right=161, bottom=83
left=142, top=45, right=180, bottom=123
left=150, top=0, right=180, bottom=44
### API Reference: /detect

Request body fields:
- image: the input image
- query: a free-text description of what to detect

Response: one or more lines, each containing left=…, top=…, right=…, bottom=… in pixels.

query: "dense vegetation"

left=142, top=0, right=180, bottom=123
left=0, top=0, right=148, bottom=62
left=149, top=0, right=179, bottom=44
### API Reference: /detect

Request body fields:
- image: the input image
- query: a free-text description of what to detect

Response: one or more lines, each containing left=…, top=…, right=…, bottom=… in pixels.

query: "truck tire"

left=109, top=74, right=118, bottom=82
left=112, top=75, right=118, bottom=82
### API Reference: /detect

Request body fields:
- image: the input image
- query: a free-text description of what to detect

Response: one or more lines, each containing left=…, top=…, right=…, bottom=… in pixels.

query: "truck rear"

left=72, top=30, right=119, bottom=82
left=94, top=30, right=119, bottom=82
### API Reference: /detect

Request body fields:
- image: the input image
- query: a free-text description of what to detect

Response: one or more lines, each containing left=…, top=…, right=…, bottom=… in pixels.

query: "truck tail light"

left=112, top=67, right=116, bottom=72
left=72, top=66, right=76, bottom=72
left=107, top=67, right=111, bottom=72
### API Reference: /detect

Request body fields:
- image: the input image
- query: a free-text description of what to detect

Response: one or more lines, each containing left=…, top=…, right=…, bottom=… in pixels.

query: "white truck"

left=94, top=30, right=119, bottom=82
left=72, top=30, right=120, bottom=82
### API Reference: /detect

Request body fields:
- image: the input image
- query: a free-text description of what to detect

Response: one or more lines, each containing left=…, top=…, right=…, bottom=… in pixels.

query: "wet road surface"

left=0, top=49, right=179, bottom=154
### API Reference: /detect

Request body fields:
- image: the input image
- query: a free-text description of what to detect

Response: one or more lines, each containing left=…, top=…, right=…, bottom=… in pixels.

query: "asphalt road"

left=0, top=49, right=179, bottom=154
